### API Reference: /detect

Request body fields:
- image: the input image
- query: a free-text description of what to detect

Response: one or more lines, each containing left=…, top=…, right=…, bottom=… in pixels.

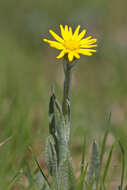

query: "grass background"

left=0, top=0, right=127, bottom=188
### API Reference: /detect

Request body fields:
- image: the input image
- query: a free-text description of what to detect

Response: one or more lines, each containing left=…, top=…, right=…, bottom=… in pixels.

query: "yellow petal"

left=68, top=52, right=74, bottom=62
left=64, top=25, right=69, bottom=40
left=73, top=52, right=80, bottom=59
left=43, top=38, right=49, bottom=42
left=77, top=29, right=86, bottom=41
left=60, top=25, right=66, bottom=39
left=80, top=44, right=97, bottom=48
left=73, top=25, right=80, bottom=39
left=65, top=25, right=68, bottom=33
left=56, top=50, right=66, bottom=59
left=87, top=39, right=97, bottom=44
left=69, top=27, right=73, bottom=37
left=49, top=30, right=64, bottom=43
left=80, top=36, right=92, bottom=44
left=50, top=42, right=64, bottom=50
left=44, top=39, right=64, bottom=50
left=84, top=49, right=96, bottom=52
left=77, top=48, right=96, bottom=56
left=80, top=38, right=97, bottom=45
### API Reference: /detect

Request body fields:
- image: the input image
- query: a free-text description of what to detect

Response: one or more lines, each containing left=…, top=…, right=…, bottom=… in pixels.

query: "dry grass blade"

left=0, top=136, right=12, bottom=147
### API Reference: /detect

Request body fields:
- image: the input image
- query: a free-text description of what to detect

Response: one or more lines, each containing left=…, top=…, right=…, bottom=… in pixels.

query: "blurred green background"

left=0, top=0, right=127, bottom=188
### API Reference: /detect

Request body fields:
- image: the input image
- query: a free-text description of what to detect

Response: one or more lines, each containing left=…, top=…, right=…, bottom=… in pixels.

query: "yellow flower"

left=43, top=25, right=97, bottom=62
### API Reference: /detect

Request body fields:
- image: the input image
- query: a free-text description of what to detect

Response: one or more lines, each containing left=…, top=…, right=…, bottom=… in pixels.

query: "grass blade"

left=102, top=144, right=114, bottom=185
left=87, top=176, right=95, bottom=190
left=80, top=135, right=86, bottom=176
left=25, top=163, right=35, bottom=187
left=7, top=171, right=23, bottom=190
left=119, top=142, right=125, bottom=190
left=100, top=112, right=111, bottom=166
left=98, top=113, right=111, bottom=189
left=86, top=141, right=100, bottom=190
left=0, top=136, right=12, bottom=147
left=77, top=162, right=88, bottom=190
left=29, top=147, right=50, bottom=188
left=35, top=157, right=50, bottom=188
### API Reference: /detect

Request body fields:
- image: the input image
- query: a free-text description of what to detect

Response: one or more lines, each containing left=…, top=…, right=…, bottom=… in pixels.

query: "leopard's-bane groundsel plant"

left=9, top=25, right=126, bottom=190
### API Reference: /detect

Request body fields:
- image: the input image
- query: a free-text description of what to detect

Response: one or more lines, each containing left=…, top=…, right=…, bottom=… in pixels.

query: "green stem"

left=62, top=60, right=73, bottom=117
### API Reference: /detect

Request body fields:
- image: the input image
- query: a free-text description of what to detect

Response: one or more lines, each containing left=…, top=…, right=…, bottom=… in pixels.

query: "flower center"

left=64, top=40, right=80, bottom=51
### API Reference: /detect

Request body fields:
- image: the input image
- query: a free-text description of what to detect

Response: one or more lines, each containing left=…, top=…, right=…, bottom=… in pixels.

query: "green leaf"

left=80, top=136, right=86, bottom=176
left=25, top=163, right=35, bottom=187
left=101, top=144, right=114, bottom=188
left=35, top=157, right=50, bottom=188
left=106, top=166, right=115, bottom=190
left=119, top=142, right=125, bottom=190
left=7, top=171, right=23, bottom=190
left=98, top=113, right=111, bottom=189
left=85, top=141, right=100, bottom=190
left=34, top=171, right=50, bottom=190
left=29, top=147, right=50, bottom=189
left=45, top=135, right=57, bottom=177
left=48, top=89, right=56, bottom=138
left=55, top=97, right=70, bottom=144
left=100, top=112, right=111, bottom=167
left=57, top=151, right=75, bottom=190
left=77, top=162, right=88, bottom=190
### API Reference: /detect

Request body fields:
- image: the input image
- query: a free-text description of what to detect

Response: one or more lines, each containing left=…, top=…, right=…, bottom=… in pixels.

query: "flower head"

left=43, top=25, right=97, bottom=62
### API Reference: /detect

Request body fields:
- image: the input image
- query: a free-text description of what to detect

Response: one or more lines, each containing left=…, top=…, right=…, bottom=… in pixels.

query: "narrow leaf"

left=7, top=171, right=22, bottom=190
left=100, top=112, right=111, bottom=166
left=29, top=147, right=50, bottom=188
left=80, top=136, right=86, bottom=176
left=85, top=141, right=100, bottom=190
left=77, top=162, right=88, bottom=190
left=45, top=135, right=57, bottom=177
left=35, top=157, right=50, bottom=188
left=57, top=152, right=75, bottom=190
left=25, top=163, right=35, bottom=187
left=119, top=142, right=125, bottom=190
left=102, top=144, right=114, bottom=184
left=49, top=88, right=56, bottom=137
left=0, top=136, right=12, bottom=147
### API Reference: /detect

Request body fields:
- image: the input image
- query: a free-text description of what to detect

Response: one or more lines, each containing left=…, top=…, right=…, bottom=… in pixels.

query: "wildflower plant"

left=8, top=25, right=126, bottom=190
left=43, top=25, right=97, bottom=189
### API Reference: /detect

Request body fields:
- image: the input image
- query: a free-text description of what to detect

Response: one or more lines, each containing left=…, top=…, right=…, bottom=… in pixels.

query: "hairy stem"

left=62, top=60, right=73, bottom=117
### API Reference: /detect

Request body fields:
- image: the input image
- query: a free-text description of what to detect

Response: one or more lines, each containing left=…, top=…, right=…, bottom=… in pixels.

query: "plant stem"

left=62, top=60, right=73, bottom=117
